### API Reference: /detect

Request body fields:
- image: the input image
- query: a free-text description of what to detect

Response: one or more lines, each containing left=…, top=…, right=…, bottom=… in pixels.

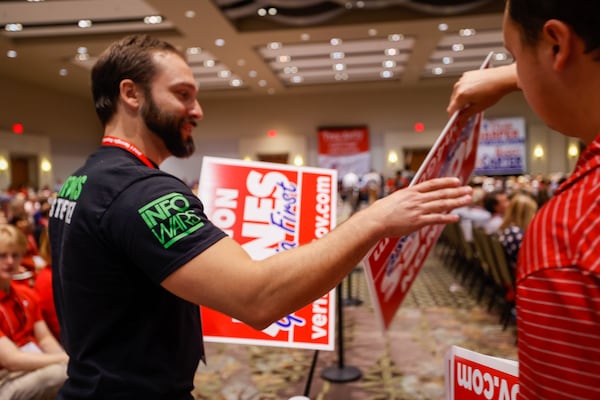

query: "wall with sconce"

left=527, top=124, right=573, bottom=176
left=384, top=129, right=440, bottom=176
left=161, top=133, right=309, bottom=183
left=382, top=123, right=574, bottom=179
left=240, top=133, right=307, bottom=166
left=0, top=131, right=53, bottom=190
left=0, top=75, right=101, bottom=188
left=0, top=74, right=580, bottom=189
left=0, top=156, right=9, bottom=191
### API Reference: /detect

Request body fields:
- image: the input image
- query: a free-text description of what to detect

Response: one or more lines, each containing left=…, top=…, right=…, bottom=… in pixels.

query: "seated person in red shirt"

left=33, top=227, right=60, bottom=341
left=0, top=224, right=67, bottom=399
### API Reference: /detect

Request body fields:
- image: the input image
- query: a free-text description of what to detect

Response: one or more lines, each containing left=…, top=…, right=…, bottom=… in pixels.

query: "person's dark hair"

left=483, top=191, right=501, bottom=214
left=507, top=0, right=600, bottom=59
left=91, top=34, right=183, bottom=126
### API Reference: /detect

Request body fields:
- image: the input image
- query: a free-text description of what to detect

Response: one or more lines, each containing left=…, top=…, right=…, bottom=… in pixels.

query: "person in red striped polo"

left=448, top=1, right=600, bottom=398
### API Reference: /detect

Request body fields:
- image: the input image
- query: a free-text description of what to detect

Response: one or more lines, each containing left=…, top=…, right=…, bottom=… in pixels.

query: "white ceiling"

left=0, top=0, right=511, bottom=99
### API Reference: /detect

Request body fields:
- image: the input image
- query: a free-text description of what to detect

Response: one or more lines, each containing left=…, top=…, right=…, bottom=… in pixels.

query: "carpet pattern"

left=193, top=251, right=517, bottom=399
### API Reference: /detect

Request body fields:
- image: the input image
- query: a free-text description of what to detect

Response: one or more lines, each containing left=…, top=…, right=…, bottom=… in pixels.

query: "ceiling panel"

left=0, top=0, right=508, bottom=98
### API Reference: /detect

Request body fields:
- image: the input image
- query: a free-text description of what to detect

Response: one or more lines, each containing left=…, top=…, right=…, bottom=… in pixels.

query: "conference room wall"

left=0, top=74, right=570, bottom=189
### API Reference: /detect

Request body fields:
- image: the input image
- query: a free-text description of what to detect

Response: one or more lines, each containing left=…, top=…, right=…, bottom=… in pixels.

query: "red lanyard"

left=101, top=136, right=156, bottom=169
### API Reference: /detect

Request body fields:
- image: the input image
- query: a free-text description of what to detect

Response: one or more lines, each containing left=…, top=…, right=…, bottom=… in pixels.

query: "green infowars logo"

left=138, top=193, right=205, bottom=249
left=58, top=175, right=88, bottom=200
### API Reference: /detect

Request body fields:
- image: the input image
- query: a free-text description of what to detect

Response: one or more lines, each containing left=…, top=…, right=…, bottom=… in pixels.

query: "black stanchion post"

left=321, top=283, right=362, bottom=383
left=342, top=267, right=363, bottom=307
left=302, top=350, right=319, bottom=398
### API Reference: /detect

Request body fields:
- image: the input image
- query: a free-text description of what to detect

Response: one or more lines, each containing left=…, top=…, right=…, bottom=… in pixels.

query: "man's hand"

left=447, top=63, right=520, bottom=127
left=363, top=177, right=473, bottom=240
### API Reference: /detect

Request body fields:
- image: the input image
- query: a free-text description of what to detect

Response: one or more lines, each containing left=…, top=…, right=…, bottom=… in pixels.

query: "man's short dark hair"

left=91, top=35, right=183, bottom=126
left=508, top=0, right=600, bottom=59
left=483, top=190, right=502, bottom=214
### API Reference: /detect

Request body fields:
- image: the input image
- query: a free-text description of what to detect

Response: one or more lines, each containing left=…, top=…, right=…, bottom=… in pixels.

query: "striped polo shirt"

left=517, top=133, right=600, bottom=399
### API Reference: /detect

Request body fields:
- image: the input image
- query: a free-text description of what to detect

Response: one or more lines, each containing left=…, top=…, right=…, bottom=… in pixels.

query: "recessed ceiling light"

left=335, top=73, right=349, bottom=81
left=186, top=47, right=201, bottom=55
left=218, top=70, right=231, bottom=79
left=330, top=52, right=345, bottom=60
left=203, top=59, right=215, bottom=67
left=237, top=59, right=246, bottom=66
left=333, top=63, right=346, bottom=71
left=368, top=28, right=377, bottom=36
left=438, top=23, right=449, bottom=32
left=330, top=38, right=342, bottom=46
left=78, top=20, right=92, bottom=28
left=248, top=70, right=257, bottom=78
left=214, top=38, right=225, bottom=47
left=284, top=66, right=298, bottom=74
left=257, top=8, right=267, bottom=17
left=268, top=42, right=282, bottom=50
left=75, top=47, right=90, bottom=61
left=230, top=79, right=243, bottom=87
left=290, top=76, right=304, bottom=84
left=494, top=52, right=508, bottom=61
left=432, top=67, right=444, bottom=75
left=388, top=34, right=404, bottom=42
left=459, top=28, right=476, bottom=37
left=383, top=60, right=396, bottom=68
left=258, top=80, right=267, bottom=87
left=143, top=16, right=163, bottom=24
left=385, top=48, right=398, bottom=56
left=5, top=23, right=23, bottom=32
left=442, top=56, right=453, bottom=65
left=278, top=55, right=291, bottom=63
left=184, top=10, right=196, bottom=18
left=300, top=33, right=310, bottom=41
left=452, top=43, right=465, bottom=52
left=380, top=70, right=393, bottom=79
left=59, top=68, right=68, bottom=77
left=7, top=50, right=17, bottom=58
left=268, top=8, right=278, bottom=16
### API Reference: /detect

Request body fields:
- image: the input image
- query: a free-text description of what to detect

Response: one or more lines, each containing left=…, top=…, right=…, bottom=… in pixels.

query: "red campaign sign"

left=198, top=157, right=337, bottom=350
left=318, top=126, right=370, bottom=156
left=445, top=346, right=519, bottom=400
left=363, top=54, right=493, bottom=330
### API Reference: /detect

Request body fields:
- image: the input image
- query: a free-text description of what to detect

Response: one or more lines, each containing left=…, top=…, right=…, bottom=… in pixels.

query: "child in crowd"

left=0, top=224, right=67, bottom=399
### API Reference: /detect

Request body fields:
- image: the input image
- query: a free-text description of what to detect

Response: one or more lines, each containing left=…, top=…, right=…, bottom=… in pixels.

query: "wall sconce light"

left=387, top=150, right=399, bottom=165
left=567, top=143, right=579, bottom=159
left=533, top=144, right=544, bottom=160
left=0, top=157, right=8, bottom=171
left=293, top=155, right=304, bottom=166
left=41, top=158, right=52, bottom=172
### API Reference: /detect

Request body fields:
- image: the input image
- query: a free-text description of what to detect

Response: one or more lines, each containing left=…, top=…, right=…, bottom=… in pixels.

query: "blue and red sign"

left=363, top=53, right=493, bottom=330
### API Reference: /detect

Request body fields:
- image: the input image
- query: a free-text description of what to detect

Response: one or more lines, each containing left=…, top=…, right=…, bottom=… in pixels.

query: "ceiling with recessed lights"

left=0, top=0, right=511, bottom=99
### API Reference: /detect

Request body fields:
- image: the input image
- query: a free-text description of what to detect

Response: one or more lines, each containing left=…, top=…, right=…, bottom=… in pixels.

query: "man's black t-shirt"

left=49, top=146, right=227, bottom=399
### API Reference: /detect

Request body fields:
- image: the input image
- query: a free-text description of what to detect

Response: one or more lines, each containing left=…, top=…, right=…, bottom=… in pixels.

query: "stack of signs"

left=198, top=157, right=337, bottom=350
left=363, top=52, right=494, bottom=330
left=445, top=346, right=519, bottom=400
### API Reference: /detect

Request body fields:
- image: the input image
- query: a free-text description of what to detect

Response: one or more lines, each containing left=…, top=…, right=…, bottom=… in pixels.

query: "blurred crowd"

left=0, top=169, right=567, bottom=334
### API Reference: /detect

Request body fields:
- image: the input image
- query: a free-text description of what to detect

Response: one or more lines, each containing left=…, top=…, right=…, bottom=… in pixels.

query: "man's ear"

left=542, top=19, right=575, bottom=71
left=119, top=79, right=142, bottom=110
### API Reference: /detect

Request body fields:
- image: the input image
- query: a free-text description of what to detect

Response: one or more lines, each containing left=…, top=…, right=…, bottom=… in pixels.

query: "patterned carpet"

left=193, top=249, right=518, bottom=400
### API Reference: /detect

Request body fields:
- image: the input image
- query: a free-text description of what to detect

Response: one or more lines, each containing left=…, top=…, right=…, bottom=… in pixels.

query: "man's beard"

left=141, top=94, right=196, bottom=158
